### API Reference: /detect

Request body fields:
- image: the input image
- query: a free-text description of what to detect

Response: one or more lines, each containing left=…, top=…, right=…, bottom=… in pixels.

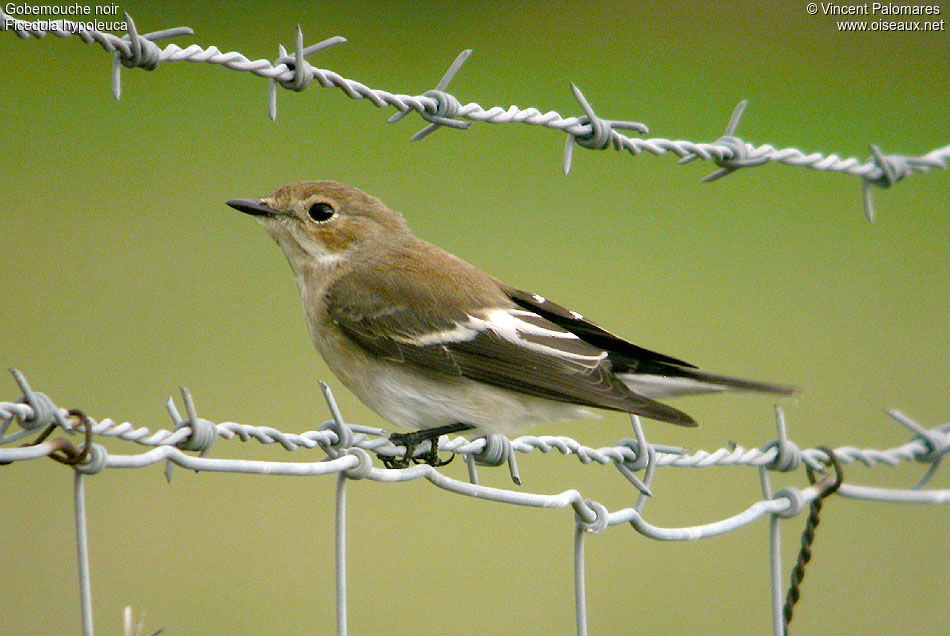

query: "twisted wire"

left=2, top=373, right=946, bottom=636
left=1, top=8, right=946, bottom=218
left=2, top=378, right=946, bottom=523
left=3, top=397, right=945, bottom=478
left=782, top=448, right=844, bottom=633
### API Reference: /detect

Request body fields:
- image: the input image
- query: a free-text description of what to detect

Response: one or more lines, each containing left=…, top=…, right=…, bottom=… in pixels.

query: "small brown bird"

left=227, top=181, right=793, bottom=467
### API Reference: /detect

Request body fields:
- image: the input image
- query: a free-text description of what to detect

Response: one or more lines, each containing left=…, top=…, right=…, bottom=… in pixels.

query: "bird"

left=226, top=181, right=794, bottom=468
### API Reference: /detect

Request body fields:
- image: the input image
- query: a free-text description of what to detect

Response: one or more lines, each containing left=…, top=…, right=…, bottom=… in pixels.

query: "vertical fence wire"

left=334, top=473, right=348, bottom=636
left=73, top=472, right=95, bottom=636
left=573, top=524, right=588, bottom=636
left=759, top=465, right=786, bottom=636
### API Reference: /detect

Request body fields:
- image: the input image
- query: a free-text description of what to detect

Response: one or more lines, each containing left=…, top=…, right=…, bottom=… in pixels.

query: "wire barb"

left=162, top=387, right=216, bottom=481
left=318, top=381, right=354, bottom=457
left=761, top=406, right=803, bottom=472
left=860, top=144, right=916, bottom=222
left=698, top=100, right=770, bottom=183
left=9, top=367, right=70, bottom=433
left=614, top=415, right=655, bottom=496
left=562, top=83, right=648, bottom=174
left=885, top=409, right=946, bottom=489
left=470, top=433, right=522, bottom=485
left=267, top=26, right=347, bottom=120
left=110, top=13, right=194, bottom=100
left=387, top=49, right=474, bottom=141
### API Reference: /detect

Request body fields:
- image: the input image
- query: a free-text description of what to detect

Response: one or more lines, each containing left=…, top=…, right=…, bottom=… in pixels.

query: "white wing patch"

left=506, top=310, right=579, bottom=337
left=396, top=321, right=479, bottom=345
left=398, top=308, right=607, bottom=364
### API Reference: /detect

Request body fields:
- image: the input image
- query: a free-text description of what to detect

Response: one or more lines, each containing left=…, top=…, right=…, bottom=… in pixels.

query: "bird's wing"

left=505, top=287, right=696, bottom=372
left=324, top=271, right=696, bottom=425
left=506, top=287, right=795, bottom=397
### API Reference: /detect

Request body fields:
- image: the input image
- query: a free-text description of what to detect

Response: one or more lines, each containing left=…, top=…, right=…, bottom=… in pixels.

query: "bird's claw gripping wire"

left=382, top=424, right=472, bottom=469
left=383, top=431, right=455, bottom=469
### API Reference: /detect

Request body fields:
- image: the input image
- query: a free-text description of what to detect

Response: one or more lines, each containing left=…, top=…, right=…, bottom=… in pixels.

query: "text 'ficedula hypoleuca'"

left=227, top=181, right=793, bottom=465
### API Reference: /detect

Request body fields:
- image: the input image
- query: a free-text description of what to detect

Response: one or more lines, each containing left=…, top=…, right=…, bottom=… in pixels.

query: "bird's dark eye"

left=307, top=202, right=336, bottom=223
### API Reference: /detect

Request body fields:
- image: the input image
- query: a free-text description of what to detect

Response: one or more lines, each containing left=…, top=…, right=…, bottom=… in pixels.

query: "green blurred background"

left=1, top=1, right=947, bottom=634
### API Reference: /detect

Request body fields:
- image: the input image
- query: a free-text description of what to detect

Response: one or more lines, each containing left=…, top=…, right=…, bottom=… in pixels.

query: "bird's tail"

left=618, top=365, right=796, bottom=400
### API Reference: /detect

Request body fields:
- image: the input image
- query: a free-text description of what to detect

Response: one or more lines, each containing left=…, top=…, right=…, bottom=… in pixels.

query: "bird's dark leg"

left=383, top=423, right=474, bottom=469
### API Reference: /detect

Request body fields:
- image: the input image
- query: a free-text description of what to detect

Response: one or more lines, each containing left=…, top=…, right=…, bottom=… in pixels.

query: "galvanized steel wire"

left=1, top=370, right=947, bottom=635
left=1, top=9, right=948, bottom=222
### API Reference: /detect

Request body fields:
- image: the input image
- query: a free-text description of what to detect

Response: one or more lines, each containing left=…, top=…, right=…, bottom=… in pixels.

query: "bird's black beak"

left=226, top=199, right=278, bottom=217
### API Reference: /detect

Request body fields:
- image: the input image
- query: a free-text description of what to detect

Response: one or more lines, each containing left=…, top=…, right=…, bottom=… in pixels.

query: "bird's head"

left=227, top=180, right=408, bottom=275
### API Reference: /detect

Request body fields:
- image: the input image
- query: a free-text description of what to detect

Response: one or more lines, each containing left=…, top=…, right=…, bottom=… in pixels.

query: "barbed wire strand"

left=1, top=10, right=947, bottom=222
left=1, top=371, right=947, bottom=635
